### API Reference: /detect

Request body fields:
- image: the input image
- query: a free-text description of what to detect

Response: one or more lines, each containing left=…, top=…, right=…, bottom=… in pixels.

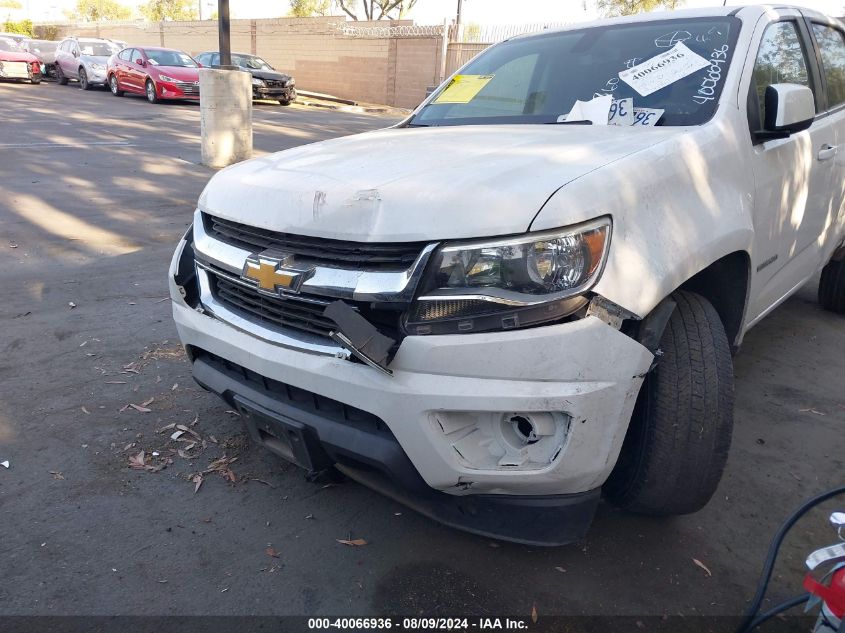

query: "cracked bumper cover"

left=169, top=238, right=654, bottom=544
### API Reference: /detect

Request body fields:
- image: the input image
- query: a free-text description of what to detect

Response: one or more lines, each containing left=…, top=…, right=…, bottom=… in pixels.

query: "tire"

left=109, top=74, right=123, bottom=97
left=79, top=67, right=90, bottom=90
left=145, top=79, right=159, bottom=103
left=56, top=64, right=68, bottom=85
left=818, top=259, right=845, bottom=313
left=604, top=290, right=734, bottom=515
left=29, top=70, right=41, bottom=85
left=278, top=98, right=293, bottom=106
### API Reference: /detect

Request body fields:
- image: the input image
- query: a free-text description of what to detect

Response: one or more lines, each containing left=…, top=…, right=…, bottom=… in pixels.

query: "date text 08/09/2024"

left=307, top=617, right=531, bottom=630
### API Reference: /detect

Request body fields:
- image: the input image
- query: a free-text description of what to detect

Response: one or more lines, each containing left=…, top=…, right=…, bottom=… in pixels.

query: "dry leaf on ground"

left=692, top=558, right=712, bottom=577
left=265, top=547, right=281, bottom=558
left=336, top=538, right=367, bottom=547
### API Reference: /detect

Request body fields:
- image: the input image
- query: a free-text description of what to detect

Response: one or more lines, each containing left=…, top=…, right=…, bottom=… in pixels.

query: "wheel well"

left=679, top=251, right=750, bottom=349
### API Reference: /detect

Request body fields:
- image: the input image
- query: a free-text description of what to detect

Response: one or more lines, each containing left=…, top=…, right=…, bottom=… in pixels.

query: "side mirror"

left=196, top=62, right=203, bottom=68
left=135, top=58, right=145, bottom=66
left=763, top=83, right=815, bottom=135
left=72, top=50, right=79, bottom=58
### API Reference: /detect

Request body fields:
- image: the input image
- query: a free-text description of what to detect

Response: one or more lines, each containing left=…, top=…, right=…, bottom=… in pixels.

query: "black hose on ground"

left=737, top=485, right=845, bottom=633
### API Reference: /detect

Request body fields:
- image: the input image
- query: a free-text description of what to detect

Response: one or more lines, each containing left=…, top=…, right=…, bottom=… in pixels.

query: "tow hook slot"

left=324, top=300, right=396, bottom=376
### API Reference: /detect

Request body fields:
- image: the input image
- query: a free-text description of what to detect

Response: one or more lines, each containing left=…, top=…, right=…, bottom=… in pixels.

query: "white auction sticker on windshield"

left=608, top=98, right=634, bottom=126
left=631, top=107, right=664, bottom=126
left=618, top=42, right=709, bottom=97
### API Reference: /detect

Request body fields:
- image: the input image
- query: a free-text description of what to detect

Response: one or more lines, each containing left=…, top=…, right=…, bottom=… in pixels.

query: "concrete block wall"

left=42, top=16, right=446, bottom=108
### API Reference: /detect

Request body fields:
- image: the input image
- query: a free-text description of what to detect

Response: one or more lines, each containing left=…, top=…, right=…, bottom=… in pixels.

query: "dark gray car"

left=195, top=51, right=296, bottom=105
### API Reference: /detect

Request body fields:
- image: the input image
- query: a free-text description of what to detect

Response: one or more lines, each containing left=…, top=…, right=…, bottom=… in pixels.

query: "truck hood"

left=199, top=125, right=681, bottom=241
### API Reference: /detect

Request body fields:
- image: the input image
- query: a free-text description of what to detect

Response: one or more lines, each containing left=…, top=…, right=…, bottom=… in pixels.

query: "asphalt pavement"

left=1, top=80, right=844, bottom=627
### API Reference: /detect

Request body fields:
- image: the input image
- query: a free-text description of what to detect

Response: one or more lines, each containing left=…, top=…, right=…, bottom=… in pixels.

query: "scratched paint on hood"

left=199, top=124, right=681, bottom=242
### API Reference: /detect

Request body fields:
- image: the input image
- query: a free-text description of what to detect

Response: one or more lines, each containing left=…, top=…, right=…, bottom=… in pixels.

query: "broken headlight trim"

left=407, top=218, right=610, bottom=334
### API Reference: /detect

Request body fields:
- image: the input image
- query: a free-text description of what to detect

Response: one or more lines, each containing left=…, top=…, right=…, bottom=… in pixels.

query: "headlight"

left=285, top=78, right=295, bottom=87
left=251, top=77, right=265, bottom=86
left=407, top=218, right=610, bottom=335
left=91, top=63, right=104, bottom=70
left=158, top=74, right=177, bottom=83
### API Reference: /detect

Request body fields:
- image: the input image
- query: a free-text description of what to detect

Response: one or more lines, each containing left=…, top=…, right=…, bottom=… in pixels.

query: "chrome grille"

left=209, top=269, right=336, bottom=338
left=204, top=213, right=426, bottom=269
left=174, top=80, right=199, bottom=94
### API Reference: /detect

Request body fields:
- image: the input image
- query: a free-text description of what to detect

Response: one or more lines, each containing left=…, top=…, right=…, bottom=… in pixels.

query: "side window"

left=212, top=53, right=220, bottom=66
left=751, top=21, right=814, bottom=127
left=811, top=23, right=845, bottom=108
left=118, top=48, right=130, bottom=61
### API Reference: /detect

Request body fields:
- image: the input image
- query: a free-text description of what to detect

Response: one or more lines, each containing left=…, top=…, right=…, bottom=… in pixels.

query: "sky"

left=8, top=0, right=845, bottom=26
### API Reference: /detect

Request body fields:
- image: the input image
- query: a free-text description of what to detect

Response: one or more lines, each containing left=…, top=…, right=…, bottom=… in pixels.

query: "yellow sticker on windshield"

left=433, top=74, right=494, bottom=104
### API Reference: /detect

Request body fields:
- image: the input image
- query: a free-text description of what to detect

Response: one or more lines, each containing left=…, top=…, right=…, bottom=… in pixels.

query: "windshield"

left=413, top=17, right=739, bottom=128
left=146, top=49, right=197, bottom=67
left=79, top=41, right=118, bottom=56
left=0, top=37, right=18, bottom=51
left=30, top=41, right=57, bottom=53
left=233, top=54, right=273, bottom=71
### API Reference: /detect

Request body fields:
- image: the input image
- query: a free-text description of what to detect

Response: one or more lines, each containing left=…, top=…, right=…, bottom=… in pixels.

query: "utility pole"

left=456, top=0, right=462, bottom=25
left=218, top=0, right=232, bottom=67
left=201, top=0, right=252, bottom=167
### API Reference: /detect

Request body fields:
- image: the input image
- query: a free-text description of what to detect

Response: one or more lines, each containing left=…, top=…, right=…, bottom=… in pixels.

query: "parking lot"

left=1, top=79, right=844, bottom=624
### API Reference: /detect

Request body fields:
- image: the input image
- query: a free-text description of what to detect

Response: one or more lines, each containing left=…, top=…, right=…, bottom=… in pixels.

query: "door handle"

left=818, top=144, right=838, bottom=161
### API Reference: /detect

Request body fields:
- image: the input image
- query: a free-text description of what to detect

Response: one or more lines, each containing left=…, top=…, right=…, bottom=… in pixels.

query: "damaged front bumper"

left=169, top=233, right=654, bottom=545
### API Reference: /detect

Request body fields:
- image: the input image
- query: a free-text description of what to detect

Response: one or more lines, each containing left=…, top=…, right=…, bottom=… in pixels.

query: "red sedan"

left=0, top=37, right=41, bottom=84
left=107, top=46, right=199, bottom=103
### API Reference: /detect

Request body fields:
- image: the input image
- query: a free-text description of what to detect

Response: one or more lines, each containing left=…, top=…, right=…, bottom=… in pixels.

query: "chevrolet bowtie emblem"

left=242, top=253, right=312, bottom=295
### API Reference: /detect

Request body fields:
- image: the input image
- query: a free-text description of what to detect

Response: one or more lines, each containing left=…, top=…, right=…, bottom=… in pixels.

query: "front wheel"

left=145, top=79, right=159, bottom=103
left=79, top=67, right=91, bottom=90
left=29, top=69, right=42, bottom=84
left=56, top=64, right=68, bottom=85
left=109, top=74, right=123, bottom=96
left=818, top=258, right=845, bottom=313
left=278, top=98, right=293, bottom=106
left=604, top=290, right=734, bottom=515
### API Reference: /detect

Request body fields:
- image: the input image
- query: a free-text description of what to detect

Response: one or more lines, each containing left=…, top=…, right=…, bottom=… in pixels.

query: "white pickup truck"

left=170, top=5, right=845, bottom=546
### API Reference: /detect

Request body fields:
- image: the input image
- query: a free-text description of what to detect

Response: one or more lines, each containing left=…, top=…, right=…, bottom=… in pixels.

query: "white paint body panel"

left=198, top=125, right=681, bottom=242
left=173, top=4, right=845, bottom=497
left=172, top=295, right=653, bottom=495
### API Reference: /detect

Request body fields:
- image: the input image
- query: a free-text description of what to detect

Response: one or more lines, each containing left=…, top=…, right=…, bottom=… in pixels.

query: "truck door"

left=745, top=13, right=838, bottom=323
left=806, top=18, right=845, bottom=261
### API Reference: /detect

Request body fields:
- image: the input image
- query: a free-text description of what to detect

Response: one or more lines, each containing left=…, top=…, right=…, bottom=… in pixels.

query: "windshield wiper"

left=545, top=119, right=593, bottom=125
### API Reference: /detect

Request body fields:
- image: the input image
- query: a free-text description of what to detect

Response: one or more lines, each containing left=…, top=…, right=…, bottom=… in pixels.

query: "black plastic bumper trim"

left=191, top=354, right=599, bottom=546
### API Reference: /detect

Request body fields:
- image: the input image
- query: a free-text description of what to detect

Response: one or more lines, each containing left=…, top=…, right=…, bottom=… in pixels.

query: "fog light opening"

left=510, top=415, right=539, bottom=445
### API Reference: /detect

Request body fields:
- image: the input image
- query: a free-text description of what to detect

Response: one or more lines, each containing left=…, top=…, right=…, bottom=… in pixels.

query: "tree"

left=140, top=0, right=197, bottom=21
left=595, top=0, right=683, bottom=17
left=334, top=0, right=418, bottom=21
left=289, top=0, right=331, bottom=16
left=67, top=0, right=131, bottom=21
left=0, top=0, right=23, bottom=10
left=2, top=18, right=32, bottom=35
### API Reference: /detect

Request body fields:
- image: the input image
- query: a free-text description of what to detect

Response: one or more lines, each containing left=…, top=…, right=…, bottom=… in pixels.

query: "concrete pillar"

left=199, top=68, right=252, bottom=168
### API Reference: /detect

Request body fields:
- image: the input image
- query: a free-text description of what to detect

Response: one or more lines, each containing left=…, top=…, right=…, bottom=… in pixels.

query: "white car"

left=170, top=5, right=845, bottom=545
left=54, top=37, right=119, bottom=89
